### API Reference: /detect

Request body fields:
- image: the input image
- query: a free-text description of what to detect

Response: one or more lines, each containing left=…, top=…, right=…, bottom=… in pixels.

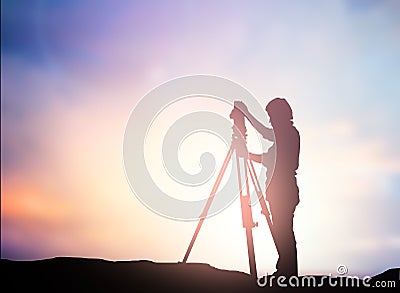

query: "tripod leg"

left=247, top=159, right=278, bottom=250
left=236, top=154, right=257, bottom=279
left=182, top=146, right=234, bottom=263
left=245, top=228, right=257, bottom=279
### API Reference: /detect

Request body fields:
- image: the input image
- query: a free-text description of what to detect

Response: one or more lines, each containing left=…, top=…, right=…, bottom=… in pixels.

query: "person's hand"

left=234, top=101, right=249, bottom=116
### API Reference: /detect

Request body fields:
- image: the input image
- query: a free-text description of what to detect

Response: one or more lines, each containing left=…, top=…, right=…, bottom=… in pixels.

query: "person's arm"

left=249, top=153, right=262, bottom=163
left=261, top=144, right=275, bottom=169
left=235, top=101, right=274, bottom=141
left=249, top=148, right=274, bottom=169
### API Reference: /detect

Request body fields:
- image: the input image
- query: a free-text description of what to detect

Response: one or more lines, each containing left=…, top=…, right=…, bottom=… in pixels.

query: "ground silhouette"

left=2, top=257, right=398, bottom=292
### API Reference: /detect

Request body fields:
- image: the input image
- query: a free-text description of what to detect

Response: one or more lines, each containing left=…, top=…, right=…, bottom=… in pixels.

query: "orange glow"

left=2, top=184, right=69, bottom=224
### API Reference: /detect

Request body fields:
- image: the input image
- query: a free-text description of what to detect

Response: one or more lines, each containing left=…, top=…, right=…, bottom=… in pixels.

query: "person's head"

left=265, top=97, right=293, bottom=126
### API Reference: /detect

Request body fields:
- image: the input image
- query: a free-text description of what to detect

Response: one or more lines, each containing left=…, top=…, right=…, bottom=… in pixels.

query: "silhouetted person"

left=237, top=98, right=300, bottom=277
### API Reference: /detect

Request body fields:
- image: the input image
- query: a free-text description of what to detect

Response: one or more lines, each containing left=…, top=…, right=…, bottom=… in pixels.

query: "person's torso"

left=266, top=124, right=300, bottom=206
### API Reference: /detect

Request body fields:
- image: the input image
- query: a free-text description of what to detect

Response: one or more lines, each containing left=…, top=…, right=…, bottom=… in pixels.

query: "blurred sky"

left=1, top=0, right=400, bottom=277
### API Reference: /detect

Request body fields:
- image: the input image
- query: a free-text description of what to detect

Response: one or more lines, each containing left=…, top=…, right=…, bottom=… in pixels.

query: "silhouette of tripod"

left=182, top=101, right=278, bottom=279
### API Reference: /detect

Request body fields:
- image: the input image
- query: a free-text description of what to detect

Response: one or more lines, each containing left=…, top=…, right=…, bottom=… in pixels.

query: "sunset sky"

left=1, top=0, right=399, bottom=277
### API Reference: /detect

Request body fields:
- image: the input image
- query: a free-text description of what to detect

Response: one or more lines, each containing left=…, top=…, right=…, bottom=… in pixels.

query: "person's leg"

left=270, top=203, right=284, bottom=274
left=270, top=203, right=298, bottom=276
